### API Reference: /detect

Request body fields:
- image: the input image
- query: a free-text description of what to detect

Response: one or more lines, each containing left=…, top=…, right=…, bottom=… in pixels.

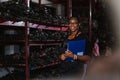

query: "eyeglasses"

left=69, top=22, right=79, bottom=24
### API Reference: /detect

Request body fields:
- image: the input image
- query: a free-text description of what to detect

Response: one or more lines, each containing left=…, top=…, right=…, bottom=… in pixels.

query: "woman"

left=60, top=17, right=92, bottom=78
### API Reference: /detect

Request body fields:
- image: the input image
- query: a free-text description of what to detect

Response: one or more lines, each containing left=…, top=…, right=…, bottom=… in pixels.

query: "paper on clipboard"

left=67, top=40, right=86, bottom=61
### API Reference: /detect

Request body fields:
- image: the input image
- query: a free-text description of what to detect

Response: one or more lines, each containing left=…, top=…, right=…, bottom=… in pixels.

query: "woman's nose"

left=69, top=23, right=74, bottom=26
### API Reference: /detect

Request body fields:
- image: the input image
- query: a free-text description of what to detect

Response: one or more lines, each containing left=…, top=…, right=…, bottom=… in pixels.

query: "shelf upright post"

left=25, top=0, right=30, bottom=80
left=25, top=22, right=29, bottom=80
left=89, top=0, right=92, bottom=42
left=67, top=0, right=72, bottom=18
left=39, top=0, right=41, bottom=7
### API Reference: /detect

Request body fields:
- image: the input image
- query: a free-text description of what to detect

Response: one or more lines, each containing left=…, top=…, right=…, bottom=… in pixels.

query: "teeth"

left=71, top=27, right=75, bottom=29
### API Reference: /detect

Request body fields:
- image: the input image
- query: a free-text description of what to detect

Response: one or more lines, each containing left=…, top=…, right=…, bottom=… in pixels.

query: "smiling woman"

left=59, top=17, right=92, bottom=79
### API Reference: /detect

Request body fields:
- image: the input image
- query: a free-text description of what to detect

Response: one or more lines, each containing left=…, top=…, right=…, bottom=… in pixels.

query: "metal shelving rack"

left=0, top=0, right=94, bottom=80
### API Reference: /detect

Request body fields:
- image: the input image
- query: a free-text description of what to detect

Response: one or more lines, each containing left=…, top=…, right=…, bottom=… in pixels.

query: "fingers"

left=60, top=54, right=66, bottom=61
left=65, top=50, right=72, bottom=54
left=65, top=50, right=74, bottom=58
left=60, top=51, right=74, bottom=61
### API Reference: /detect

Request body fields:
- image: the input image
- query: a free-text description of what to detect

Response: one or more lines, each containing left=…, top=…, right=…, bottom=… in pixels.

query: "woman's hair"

left=69, top=17, right=80, bottom=23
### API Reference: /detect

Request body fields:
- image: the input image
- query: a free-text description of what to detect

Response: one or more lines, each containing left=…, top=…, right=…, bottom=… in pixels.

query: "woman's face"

left=68, top=18, right=80, bottom=33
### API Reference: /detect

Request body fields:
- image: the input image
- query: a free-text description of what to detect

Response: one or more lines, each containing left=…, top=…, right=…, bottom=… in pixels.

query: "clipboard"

left=66, top=40, right=86, bottom=61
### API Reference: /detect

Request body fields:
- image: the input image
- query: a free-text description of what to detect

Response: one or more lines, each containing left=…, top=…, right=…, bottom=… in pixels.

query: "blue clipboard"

left=66, top=40, right=86, bottom=61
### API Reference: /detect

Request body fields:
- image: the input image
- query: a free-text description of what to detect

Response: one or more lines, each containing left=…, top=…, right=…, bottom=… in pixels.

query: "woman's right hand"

left=60, top=54, right=66, bottom=61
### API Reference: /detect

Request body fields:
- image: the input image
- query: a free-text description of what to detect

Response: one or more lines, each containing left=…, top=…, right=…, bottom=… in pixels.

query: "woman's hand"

left=60, top=54, right=66, bottom=61
left=60, top=51, right=75, bottom=60
left=65, top=50, right=74, bottom=59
